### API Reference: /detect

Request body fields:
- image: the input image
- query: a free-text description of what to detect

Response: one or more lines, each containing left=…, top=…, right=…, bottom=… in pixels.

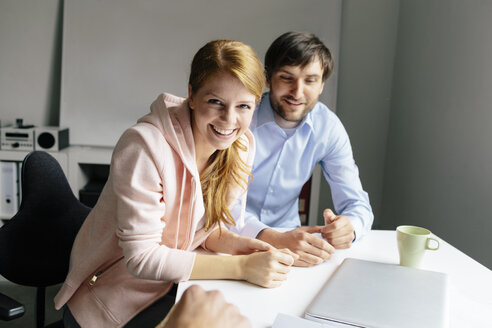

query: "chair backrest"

left=0, top=151, right=91, bottom=287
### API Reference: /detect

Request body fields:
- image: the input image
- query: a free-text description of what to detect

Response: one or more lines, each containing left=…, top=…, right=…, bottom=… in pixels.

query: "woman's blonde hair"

left=189, top=40, right=265, bottom=230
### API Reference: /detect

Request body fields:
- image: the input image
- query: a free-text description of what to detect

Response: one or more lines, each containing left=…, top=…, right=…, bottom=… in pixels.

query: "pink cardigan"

left=54, top=93, right=255, bottom=327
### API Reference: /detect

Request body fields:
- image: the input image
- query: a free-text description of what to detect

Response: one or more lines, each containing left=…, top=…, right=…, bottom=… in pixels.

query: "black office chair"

left=0, top=151, right=91, bottom=328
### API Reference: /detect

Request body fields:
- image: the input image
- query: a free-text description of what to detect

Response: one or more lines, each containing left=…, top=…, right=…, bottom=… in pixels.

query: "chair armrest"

left=0, top=292, right=25, bottom=321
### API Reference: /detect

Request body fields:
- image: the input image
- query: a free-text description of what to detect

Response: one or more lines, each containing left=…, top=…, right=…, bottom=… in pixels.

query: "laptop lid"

left=304, top=258, right=449, bottom=328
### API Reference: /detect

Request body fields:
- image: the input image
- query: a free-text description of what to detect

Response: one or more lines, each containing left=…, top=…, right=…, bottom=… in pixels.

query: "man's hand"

left=257, top=227, right=334, bottom=267
left=157, top=285, right=251, bottom=328
left=321, top=209, right=355, bottom=249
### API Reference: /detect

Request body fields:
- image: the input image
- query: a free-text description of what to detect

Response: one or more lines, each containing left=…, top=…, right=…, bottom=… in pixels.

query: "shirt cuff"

left=236, top=220, right=270, bottom=239
left=349, top=216, right=364, bottom=242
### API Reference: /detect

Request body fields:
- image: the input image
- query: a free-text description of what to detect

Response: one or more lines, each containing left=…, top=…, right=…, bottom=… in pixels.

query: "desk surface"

left=177, top=230, right=492, bottom=328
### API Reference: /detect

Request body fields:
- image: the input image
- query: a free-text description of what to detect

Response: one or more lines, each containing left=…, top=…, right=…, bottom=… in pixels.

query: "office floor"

left=0, top=275, right=62, bottom=328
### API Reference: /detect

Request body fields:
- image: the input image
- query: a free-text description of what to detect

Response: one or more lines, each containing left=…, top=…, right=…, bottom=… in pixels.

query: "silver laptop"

left=305, top=258, right=449, bottom=328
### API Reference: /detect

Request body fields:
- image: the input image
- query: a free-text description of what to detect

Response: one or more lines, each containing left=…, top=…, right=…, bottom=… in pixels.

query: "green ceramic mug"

left=397, top=225, right=440, bottom=268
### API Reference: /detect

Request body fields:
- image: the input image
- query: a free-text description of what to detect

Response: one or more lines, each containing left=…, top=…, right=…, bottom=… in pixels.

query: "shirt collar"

left=255, top=92, right=315, bottom=133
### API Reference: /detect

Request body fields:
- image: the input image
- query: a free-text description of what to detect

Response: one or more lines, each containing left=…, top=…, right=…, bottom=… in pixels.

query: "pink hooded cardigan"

left=54, top=93, right=254, bottom=327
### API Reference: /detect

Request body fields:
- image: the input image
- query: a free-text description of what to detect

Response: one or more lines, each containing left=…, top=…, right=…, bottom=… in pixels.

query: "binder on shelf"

left=16, top=161, right=22, bottom=205
left=0, top=161, right=19, bottom=218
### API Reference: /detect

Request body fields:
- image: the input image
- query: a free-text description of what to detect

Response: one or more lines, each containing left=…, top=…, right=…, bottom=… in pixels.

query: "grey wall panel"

left=382, top=0, right=492, bottom=268
left=324, top=0, right=399, bottom=224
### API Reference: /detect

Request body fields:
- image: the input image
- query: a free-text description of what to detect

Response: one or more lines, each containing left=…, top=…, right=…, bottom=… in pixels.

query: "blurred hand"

left=257, top=227, right=334, bottom=267
left=321, top=209, right=355, bottom=249
left=240, top=248, right=297, bottom=288
left=157, top=285, right=251, bottom=328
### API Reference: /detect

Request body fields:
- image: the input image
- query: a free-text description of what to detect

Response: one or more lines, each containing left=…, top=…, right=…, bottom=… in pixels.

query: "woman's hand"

left=239, top=248, right=298, bottom=288
left=193, top=229, right=297, bottom=288
left=230, top=235, right=272, bottom=255
left=205, top=228, right=271, bottom=255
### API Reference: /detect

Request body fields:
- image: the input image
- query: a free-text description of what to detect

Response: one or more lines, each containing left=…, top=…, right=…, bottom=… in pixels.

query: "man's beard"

left=271, top=97, right=313, bottom=123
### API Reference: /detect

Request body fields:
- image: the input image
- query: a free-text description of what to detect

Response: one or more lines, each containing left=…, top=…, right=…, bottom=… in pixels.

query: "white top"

left=177, top=230, right=492, bottom=328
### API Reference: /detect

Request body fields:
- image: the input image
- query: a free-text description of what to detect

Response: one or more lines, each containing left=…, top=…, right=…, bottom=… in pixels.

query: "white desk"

left=177, top=230, right=492, bottom=328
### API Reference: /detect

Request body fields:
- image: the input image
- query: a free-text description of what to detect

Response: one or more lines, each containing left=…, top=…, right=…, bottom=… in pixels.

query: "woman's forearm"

left=190, top=253, right=243, bottom=280
left=204, top=228, right=237, bottom=254
left=195, top=229, right=296, bottom=287
left=190, top=248, right=296, bottom=288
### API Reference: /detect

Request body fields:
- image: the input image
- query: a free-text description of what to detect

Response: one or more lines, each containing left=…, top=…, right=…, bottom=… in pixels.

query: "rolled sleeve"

left=321, top=119, right=373, bottom=241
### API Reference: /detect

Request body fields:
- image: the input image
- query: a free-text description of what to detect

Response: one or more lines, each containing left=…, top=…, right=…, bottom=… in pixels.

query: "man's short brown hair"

left=265, top=31, right=333, bottom=83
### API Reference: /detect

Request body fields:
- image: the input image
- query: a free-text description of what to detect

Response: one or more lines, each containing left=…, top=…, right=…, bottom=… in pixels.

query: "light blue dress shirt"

left=230, top=93, right=373, bottom=241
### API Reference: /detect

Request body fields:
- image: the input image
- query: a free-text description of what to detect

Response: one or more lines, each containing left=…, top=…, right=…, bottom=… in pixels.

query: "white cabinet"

left=0, top=149, right=70, bottom=221
left=0, top=146, right=112, bottom=221
left=0, top=146, right=321, bottom=226
left=0, top=149, right=69, bottom=174
left=65, top=146, right=113, bottom=197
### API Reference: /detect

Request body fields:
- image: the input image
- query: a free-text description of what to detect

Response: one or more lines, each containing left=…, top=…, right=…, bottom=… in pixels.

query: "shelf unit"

left=0, top=147, right=322, bottom=226
left=0, top=149, right=69, bottom=174
left=0, top=147, right=111, bottom=221
left=65, top=145, right=113, bottom=197
left=0, top=150, right=69, bottom=221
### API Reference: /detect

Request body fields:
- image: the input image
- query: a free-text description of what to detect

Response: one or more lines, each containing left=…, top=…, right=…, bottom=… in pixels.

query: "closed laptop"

left=304, top=258, right=449, bottom=328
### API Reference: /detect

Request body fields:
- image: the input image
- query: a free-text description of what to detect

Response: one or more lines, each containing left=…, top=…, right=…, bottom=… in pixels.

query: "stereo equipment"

left=0, top=121, right=69, bottom=152
left=0, top=127, right=35, bottom=151
left=34, top=126, right=69, bottom=152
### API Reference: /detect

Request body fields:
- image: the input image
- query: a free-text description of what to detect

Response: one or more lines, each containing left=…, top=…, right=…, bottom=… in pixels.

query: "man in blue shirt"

left=231, top=32, right=373, bottom=267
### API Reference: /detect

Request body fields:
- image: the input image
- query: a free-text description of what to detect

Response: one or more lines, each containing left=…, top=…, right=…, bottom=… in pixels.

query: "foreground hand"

left=257, top=227, right=335, bottom=267
left=157, top=285, right=250, bottom=328
left=321, top=209, right=355, bottom=249
left=240, top=248, right=297, bottom=288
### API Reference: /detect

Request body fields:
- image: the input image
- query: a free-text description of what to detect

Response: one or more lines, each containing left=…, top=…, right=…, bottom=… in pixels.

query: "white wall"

left=60, top=0, right=341, bottom=147
left=1, top=0, right=341, bottom=144
left=381, top=0, right=492, bottom=268
left=2, top=0, right=490, bottom=269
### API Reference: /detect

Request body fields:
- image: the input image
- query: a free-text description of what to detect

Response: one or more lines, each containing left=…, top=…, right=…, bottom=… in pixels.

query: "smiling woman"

left=189, top=71, right=257, bottom=226
left=187, top=40, right=264, bottom=230
left=189, top=73, right=256, bottom=155
left=54, top=40, right=297, bottom=328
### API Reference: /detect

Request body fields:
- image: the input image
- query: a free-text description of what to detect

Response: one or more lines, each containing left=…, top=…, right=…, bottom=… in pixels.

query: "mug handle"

left=426, top=237, right=440, bottom=251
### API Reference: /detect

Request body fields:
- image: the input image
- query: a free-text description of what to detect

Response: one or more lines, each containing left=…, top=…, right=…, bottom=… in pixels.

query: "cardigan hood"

left=139, top=93, right=198, bottom=176
left=140, top=93, right=253, bottom=228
